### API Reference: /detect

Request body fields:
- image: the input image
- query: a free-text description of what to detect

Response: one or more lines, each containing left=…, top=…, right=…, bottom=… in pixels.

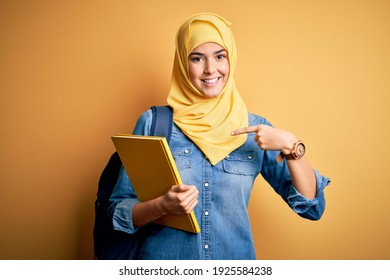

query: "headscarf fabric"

left=167, top=13, right=248, bottom=165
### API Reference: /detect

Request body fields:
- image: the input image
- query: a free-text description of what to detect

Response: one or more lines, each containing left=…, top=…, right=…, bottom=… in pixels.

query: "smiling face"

left=188, top=42, right=230, bottom=98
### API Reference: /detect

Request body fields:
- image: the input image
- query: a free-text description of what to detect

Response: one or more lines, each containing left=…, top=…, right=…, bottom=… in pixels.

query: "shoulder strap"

left=150, top=106, right=173, bottom=143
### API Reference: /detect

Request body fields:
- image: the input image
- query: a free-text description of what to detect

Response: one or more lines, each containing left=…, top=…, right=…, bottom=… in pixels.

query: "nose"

left=204, top=60, right=216, bottom=74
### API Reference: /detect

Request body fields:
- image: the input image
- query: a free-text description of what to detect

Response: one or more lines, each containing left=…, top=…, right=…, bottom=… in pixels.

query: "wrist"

left=277, top=139, right=306, bottom=163
left=281, top=135, right=298, bottom=155
left=154, top=195, right=168, bottom=216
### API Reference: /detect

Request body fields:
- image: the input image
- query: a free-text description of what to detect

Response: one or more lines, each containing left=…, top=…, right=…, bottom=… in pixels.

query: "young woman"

left=108, top=13, right=330, bottom=260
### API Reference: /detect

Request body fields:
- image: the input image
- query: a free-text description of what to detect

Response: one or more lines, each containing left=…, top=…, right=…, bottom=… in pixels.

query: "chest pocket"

left=223, top=150, right=258, bottom=176
left=171, top=146, right=192, bottom=171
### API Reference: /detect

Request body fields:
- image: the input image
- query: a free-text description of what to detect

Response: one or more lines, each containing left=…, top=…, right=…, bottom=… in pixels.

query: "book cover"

left=111, top=134, right=200, bottom=233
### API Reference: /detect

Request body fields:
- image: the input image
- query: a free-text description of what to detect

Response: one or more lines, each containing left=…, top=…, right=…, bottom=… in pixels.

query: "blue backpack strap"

left=150, top=106, right=173, bottom=143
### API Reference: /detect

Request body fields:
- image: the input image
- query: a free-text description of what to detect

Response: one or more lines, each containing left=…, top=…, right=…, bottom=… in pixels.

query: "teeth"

left=203, top=78, right=218, bottom=84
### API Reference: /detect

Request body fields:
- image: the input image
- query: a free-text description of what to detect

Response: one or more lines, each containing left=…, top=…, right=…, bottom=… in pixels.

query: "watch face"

left=296, top=143, right=305, bottom=157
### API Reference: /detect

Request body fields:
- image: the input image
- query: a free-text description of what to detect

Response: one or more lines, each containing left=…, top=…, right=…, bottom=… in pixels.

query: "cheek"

left=188, top=64, right=200, bottom=83
left=221, top=61, right=230, bottom=77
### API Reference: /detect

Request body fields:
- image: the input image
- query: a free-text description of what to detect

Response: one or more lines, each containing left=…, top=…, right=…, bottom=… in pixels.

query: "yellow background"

left=1, top=0, right=389, bottom=259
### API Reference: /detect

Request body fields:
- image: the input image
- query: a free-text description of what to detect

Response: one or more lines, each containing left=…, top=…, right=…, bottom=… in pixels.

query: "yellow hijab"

left=167, top=13, right=248, bottom=165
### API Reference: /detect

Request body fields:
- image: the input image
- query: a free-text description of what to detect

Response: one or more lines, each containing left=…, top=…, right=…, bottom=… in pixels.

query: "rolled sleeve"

left=112, top=197, right=139, bottom=234
left=287, top=170, right=330, bottom=220
left=108, top=166, right=141, bottom=234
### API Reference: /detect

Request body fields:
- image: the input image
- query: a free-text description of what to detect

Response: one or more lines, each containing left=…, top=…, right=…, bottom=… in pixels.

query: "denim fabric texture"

left=108, top=109, right=330, bottom=260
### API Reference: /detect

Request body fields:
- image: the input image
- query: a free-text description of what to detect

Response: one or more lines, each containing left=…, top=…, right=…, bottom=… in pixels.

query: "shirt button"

left=204, top=211, right=209, bottom=216
left=204, top=182, right=209, bottom=187
left=184, top=149, right=189, bottom=154
left=204, top=244, right=209, bottom=249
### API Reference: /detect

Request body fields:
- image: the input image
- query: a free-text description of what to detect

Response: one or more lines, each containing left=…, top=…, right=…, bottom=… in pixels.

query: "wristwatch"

left=276, top=140, right=305, bottom=163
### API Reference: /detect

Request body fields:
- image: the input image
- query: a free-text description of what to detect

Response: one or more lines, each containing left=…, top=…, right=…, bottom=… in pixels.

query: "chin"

left=202, top=93, right=221, bottom=98
left=201, top=89, right=223, bottom=98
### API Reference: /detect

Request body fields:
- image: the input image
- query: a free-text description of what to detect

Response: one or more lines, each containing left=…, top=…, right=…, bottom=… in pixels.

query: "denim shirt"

left=108, top=109, right=330, bottom=260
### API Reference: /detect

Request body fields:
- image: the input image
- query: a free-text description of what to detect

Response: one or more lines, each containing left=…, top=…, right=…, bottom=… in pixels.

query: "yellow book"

left=111, top=134, right=200, bottom=234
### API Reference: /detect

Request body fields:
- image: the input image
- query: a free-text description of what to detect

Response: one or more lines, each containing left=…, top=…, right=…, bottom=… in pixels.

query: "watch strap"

left=276, top=152, right=295, bottom=163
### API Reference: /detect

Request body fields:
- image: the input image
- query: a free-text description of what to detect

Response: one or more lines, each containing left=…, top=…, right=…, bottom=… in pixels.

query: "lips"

left=202, top=77, right=219, bottom=84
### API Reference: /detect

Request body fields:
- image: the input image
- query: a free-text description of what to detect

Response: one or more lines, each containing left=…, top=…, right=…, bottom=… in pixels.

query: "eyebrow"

left=189, top=49, right=227, bottom=56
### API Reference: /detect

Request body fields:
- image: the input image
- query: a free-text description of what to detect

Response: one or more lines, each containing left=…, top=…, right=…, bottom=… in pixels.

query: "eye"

left=189, top=56, right=204, bottom=62
left=216, top=54, right=226, bottom=60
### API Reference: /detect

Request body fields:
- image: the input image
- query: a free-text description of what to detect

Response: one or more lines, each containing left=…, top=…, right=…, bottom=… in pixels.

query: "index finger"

left=230, top=126, right=259, bottom=136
